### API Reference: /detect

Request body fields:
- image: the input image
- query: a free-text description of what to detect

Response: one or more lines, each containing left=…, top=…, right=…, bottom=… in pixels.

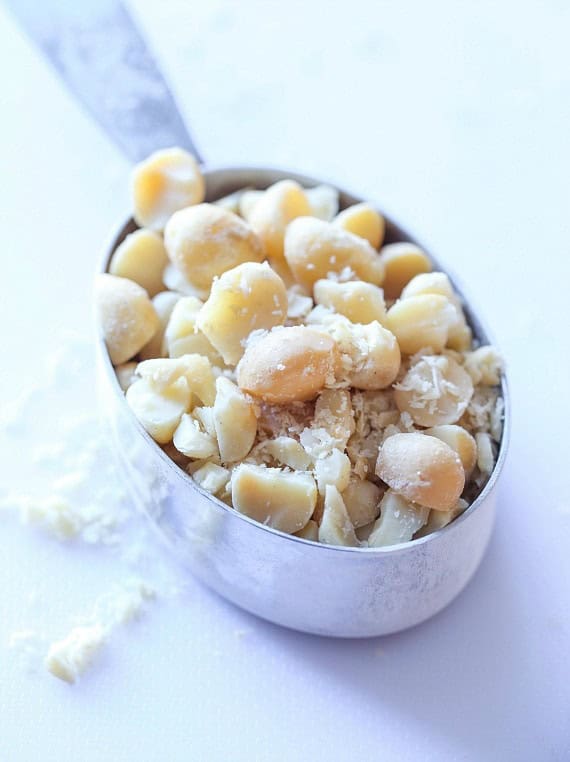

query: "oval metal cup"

left=97, top=166, right=510, bottom=637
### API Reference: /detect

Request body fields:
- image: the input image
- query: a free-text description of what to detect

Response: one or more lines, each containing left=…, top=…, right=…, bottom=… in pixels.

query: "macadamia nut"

left=173, top=414, right=218, bottom=459
left=376, top=432, right=465, bottom=510
left=395, top=355, right=474, bottom=426
left=249, top=180, right=311, bottom=262
left=334, top=202, right=385, bottom=249
left=341, top=475, right=382, bottom=528
left=165, top=204, right=264, bottom=292
left=367, top=490, right=429, bottom=547
left=213, top=377, right=257, bottom=463
left=163, top=296, right=222, bottom=364
left=197, top=262, right=287, bottom=365
left=313, top=279, right=386, bottom=325
left=318, top=486, right=359, bottom=547
left=284, top=217, right=385, bottom=290
left=237, top=326, right=339, bottom=403
left=139, top=291, right=181, bottom=360
left=126, top=376, right=190, bottom=444
left=386, top=294, right=456, bottom=355
left=109, top=229, right=168, bottom=298
left=305, top=185, right=339, bottom=221
left=232, top=464, right=317, bottom=534
left=379, top=242, right=432, bottom=298
left=96, top=274, right=159, bottom=365
left=132, top=147, right=204, bottom=231
left=425, top=425, right=477, bottom=478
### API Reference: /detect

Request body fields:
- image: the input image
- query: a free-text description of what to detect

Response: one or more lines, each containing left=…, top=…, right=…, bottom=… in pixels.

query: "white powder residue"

left=45, top=578, right=156, bottom=685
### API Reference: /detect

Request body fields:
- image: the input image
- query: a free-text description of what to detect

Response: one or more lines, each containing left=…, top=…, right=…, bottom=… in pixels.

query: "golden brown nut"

left=131, top=147, right=204, bottom=231
left=164, top=204, right=264, bottom=291
left=284, top=217, right=385, bottom=290
left=96, top=274, right=159, bottom=365
left=379, top=242, right=432, bottom=298
left=197, top=262, right=287, bottom=365
left=248, top=180, right=311, bottom=262
left=394, top=355, right=474, bottom=426
left=376, top=432, right=465, bottom=510
left=333, top=202, right=385, bottom=249
left=236, top=326, right=339, bottom=403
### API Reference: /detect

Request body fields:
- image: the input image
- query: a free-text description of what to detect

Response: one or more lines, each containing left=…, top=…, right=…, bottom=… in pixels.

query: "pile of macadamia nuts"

left=96, top=147, right=504, bottom=548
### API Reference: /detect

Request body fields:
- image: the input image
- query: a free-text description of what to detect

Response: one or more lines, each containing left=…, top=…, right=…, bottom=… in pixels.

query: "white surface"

left=1, top=1, right=569, bottom=760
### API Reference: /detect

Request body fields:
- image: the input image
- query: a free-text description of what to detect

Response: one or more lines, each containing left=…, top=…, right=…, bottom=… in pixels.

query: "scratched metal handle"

left=5, top=0, right=202, bottom=163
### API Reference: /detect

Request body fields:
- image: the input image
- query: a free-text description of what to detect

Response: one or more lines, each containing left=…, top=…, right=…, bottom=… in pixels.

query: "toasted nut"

left=315, top=448, right=351, bottom=495
left=126, top=376, right=190, bottom=444
left=313, top=279, right=386, bottom=324
left=238, top=189, right=264, bottom=220
left=376, top=432, right=465, bottom=510
left=191, top=462, right=230, bottom=496
left=379, top=242, right=432, bottom=298
left=284, top=217, right=385, bottom=290
left=256, top=437, right=312, bottom=470
left=341, top=476, right=382, bottom=528
left=386, top=294, right=456, bottom=354
left=476, top=432, right=495, bottom=474
left=249, top=180, right=311, bottom=262
left=318, top=486, right=359, bottom=547
left=213, top=377, right=257, bottom=463
left=232, top=463, right=317, bottom=534
left=333, top=203, right=385, bottom=248
left=109, top=229, right=168, bottom=298
left=197, top=262, right=287, bottom=365
left=463, top=346, right=504, bottom=386
left=173, top=414, right=218, bottom=459
left=305, top=185, right=339, bottom=221
left=425, top=425, right=477, bottom=478
left=115, top=362, right=138, bottom=392
left=415, top=498, right=468, bottom=537
left=314, top=389, right=355, bottom=449
left=164, top=204, right=264, bottom=291
left=400, top=271, right=472, bottom=352
left=344, top=322, right=401, bottom=390
left=96, top=274, right=159, bottom=365
left=367, top=490, right=429, bottom=547
left=131, top=147, right=204, bottom=231
left=139, top=291, right=181, bottom=360
left=163, top=296, right=222, bottom=364
left=294, top=519, right=319, bottom=541
left=237, top=326, right=339, bottom=403
left=137, top=354, right=216, bottom=406
left=394, top=355, right=474, bottom=426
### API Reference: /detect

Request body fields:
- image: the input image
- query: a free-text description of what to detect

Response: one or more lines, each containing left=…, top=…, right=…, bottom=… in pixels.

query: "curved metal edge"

left=96, top=163, right=510, bottom=556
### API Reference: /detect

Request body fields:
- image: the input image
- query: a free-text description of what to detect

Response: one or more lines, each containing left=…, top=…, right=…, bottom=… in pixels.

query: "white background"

left=1, top=1, right=569, bottom=760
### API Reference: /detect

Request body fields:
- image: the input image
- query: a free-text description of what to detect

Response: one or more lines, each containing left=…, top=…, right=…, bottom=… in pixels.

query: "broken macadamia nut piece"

left=105, top=158, right=504, bottom=545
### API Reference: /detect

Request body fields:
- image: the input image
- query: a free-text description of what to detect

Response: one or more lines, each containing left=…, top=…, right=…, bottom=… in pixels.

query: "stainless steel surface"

left=98, top=166, right=510, bottom=638
left=6, top=0, right=201, bottom=162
